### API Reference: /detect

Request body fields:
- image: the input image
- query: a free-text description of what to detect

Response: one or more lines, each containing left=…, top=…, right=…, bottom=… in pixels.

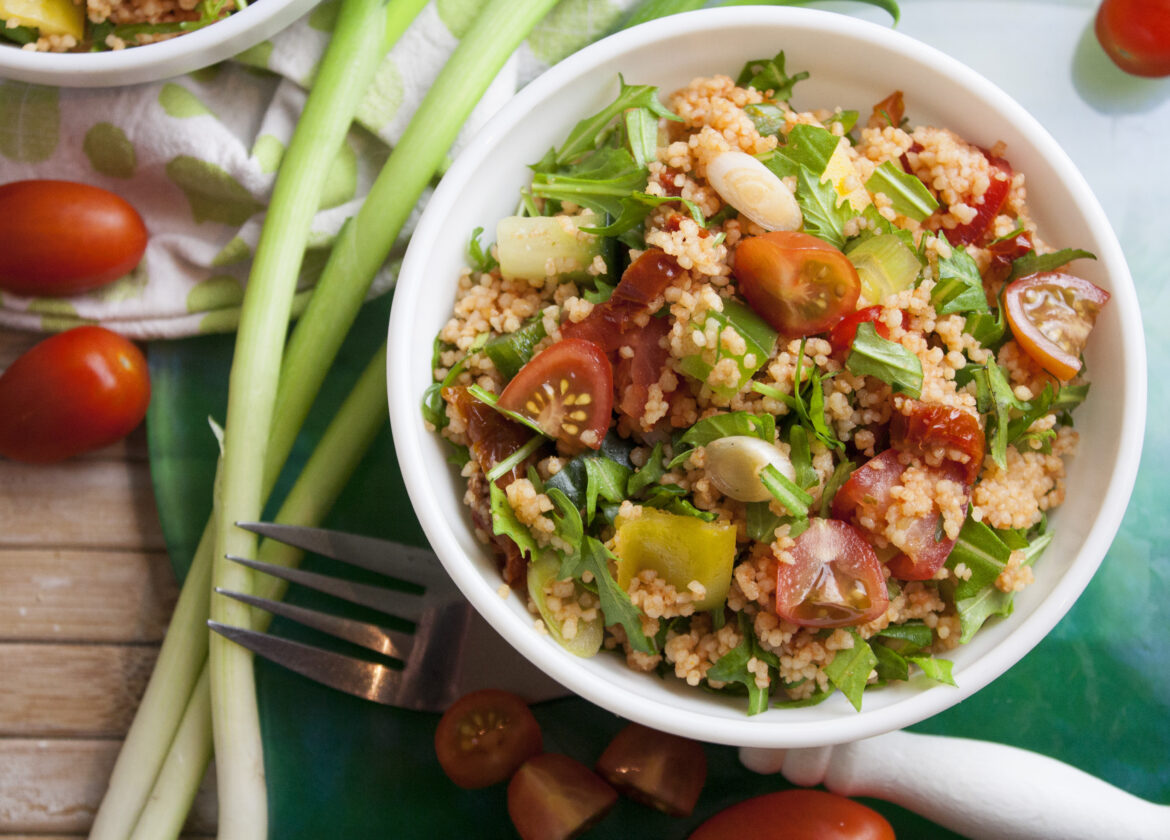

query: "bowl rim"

left=0, top=0, right=321, bottom=88
left=388, top=5, right=1146, bottom=747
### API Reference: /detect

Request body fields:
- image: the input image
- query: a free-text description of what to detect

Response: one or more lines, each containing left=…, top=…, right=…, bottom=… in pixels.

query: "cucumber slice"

left=527, top=554, right=604, bottom=657
left=497, top=213, right=605, bottom=282
left=847, top=233, right=922, bottom=305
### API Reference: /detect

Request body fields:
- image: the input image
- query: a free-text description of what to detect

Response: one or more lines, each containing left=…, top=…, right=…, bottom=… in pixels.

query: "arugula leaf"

left=483, top=319, right=546, bottom=381
left=678, top=411, right=775, bottom=448
left=734, top=50, right=809, bottom=101
left=583, top=456, right=632, bottom=523
left=823, top=630, right=878, bottom=711
left=707, top=613, right=777, bottom=715
left=872, top=643, right=909, bottom=682
left=467, top=226, right=498, bottom=273
left=628, top=441, right=666, bottom=497
left=581, top=191, right=706, bottom=238
left=531, top=147, right=649, bottom=219
left=759, top=464, right=813, bottom=518
left=548, top=76, right=680, bottom=168
left=971, top=360, right=1056, bottom=469
left=907, top=654, right=956, bottom=686
left=624, top=106, right=662, bottom=169
left=1008, top=247, right=1096, bottom=282
left=751, top=346, right=842, bottom=452
left=875, top=621, right=933, bottom=652
left=818, top=458, right=854, bottom=518
left=746, top=501, right=785, bottom=543
left=963, top=304, right=1006, bottom=348
left=864, top=161, right=939, bottom=222
left=545, top=434, right=635, bottom=511
left=745, top=103, right=787, bottom=137
left=795, top=165, right=853, bottom=250
left=0, top=24, right=38, bottom=45
left=677, top=297, right=778, bottom=399
left=420, top=333, right=490, bottom=429
left=580, top=537, right=655, bottom=654
left=764, top=124, right=840, bottom=180
left=489, top=482, right=539, bottom=561
left=467, top=384, right=548, bottom=437
left=846, top=321, right=923, bottom=398
left=787, top=424, right=817, bottom=489
left=932, top=239, right=990, bottom=316
left=946, top=516, right=1013, bottom=601
left=546, top=487, right=585, bottom=558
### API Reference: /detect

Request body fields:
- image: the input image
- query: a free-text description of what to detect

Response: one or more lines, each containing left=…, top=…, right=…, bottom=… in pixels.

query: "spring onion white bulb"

left=705, top=435, right=796, bottom=502
left=706, top=150, right=802, bottom=232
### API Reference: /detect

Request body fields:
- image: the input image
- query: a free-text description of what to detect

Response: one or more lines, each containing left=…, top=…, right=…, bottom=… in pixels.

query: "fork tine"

left=208, top=621, right=405, bottom=705
left=225, top=554, right=427, bottom=621
left=215, top=588, right=417, bottom=660
left=235, top=521, right=452, bottom=591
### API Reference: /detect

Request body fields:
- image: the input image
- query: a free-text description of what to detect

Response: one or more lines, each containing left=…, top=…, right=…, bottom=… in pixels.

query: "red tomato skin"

left=0, top=326, right=150, bottom=463
left=689, top=789, right=895, bottom=840
left=562, top=249, right=683, bottom=353
left=508, top=753, right=618, bottom=840
left=829, top=306, right=892, bottom=357
left=734, top=231, right=861, bottom=338
left=433, top=689, right=542, bottom=790
left=498, top=338, right=614, bottom=454
left=889, top=400, right=985, bottom=485
left=775, top=518, right=889, bottom=628
left=595, top=723, right=707, bottom=817
left=1003, top=271, right=1110, bottom=381
left=941, top=153, right=1012, bottom=247
left=0, top=180, right=148, bottom=297
left=613, top=314, right=675, bottom=431
left=1096, top=0, right=1170, bottom=77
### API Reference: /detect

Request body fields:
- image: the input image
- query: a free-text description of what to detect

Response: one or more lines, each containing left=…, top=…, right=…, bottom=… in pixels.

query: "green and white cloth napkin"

left=0, top=0, right=638, bottom=338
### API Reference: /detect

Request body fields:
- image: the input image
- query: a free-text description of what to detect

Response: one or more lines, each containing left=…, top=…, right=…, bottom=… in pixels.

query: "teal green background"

left=144, top=1, right=1169, bottom=836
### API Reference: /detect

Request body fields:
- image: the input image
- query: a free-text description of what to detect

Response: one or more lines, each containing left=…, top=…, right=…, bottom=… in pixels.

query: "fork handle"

left=740, top=731, right=1170, bottom=840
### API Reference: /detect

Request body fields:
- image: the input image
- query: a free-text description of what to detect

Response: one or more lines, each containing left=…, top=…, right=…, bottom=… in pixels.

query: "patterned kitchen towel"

left=0, top=0, right=638, bottom=338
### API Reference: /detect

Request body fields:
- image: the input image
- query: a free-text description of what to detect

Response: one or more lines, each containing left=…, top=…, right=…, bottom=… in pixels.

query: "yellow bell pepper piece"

left=614, top=508, right=737, bottom=612
left=1, top=0, right=84, bottom=40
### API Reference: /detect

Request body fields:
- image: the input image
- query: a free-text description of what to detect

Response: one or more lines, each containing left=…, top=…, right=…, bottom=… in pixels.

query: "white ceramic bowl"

left=0, top=0, right=319, bottom=87
left=388, top=7, right=1145, bottom=748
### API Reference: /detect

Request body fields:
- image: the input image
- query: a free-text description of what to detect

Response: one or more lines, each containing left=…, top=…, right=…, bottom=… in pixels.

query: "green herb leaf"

left=549, top=76, right=679, bottom=167
left=759, top=463, right=813, bottom=518
left=907, top=654, right=956, bottom=686
left=818, top=458, right=854, bottom=517
left=707, top=613, right=775, bottom=715
left=1008, top=247, right=1097, bottom=282
left=467, top=226, right=499, bottom=273
left=787, top=424, right=817, bottom=489
left=483, top=319, right=547, bottom=381
left=823, top=630, right=877, bottom=711
left=583, top=456, right=632, bottom=523
left=764, top=124, right=840, bottom=181
left=746, top=501, right=785, bottom=543
left=628, top=441, right=666, bottom=497
left=489, top=482, right=539, bottom=561
left=846, top=321, right=923, bottom=397
left=796, top=165, right=853, bottom=250
left=581, top=537, right=655, bottom=654
left=582, top=191, right=706, bottom=238
left=864, top=160, right=938, bottom=222
left=467, top=383, right=548, bottom=437
left=932, top=240, right=990, bottom=315
left=531, top=147, right=649, bottom=219
left=734, top=50, right=809, bottom=101
left=745, top=102, right=787, bottom=137
left=679, top=411, right=775, bottom=448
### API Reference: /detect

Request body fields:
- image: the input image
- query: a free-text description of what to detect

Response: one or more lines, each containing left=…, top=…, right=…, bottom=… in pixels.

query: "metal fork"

left=208, top=522, right=565, bottom=712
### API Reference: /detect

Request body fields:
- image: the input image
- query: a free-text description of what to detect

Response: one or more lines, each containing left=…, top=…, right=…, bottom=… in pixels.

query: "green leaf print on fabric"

left=159, top=83, right=215, bottom=119
left=436, top=0, right=490, bottom=38
left=252, top=134, right=285, bottom=174
left=308, top=0, right=341, bottom=31
left=93, top=263, right=149, bottom=303
left=0, top=82, right=59, bottom=163
left=27, top=298, right=77, bottom=316
left=356, top=55, right=405, bottom=133
left=166, top=156, right=264, bottom=226
left=83, top=123, right=137, bottom=179
left=528, top=0, right=620, bottom=65
left=320, top=139, right=358, bottom=210
left=187, top=275, right=245, bottom=313
left=187, top=63, right=224, bottom=84
left=235, top=40, right=274, bottom=70
left=198, top=288, right=313, bottom=333
left=212, top=237, right=252, bottom=267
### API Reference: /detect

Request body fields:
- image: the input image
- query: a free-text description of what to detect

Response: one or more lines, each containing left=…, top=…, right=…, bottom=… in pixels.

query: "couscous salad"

left=1, top=0, right=239, bottom=51
left=423, top=52, right=1109, bottom=714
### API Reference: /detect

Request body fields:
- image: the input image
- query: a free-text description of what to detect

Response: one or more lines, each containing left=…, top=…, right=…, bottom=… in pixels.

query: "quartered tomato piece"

left=942, top=152, right=1012, bottom=246
left=595, top=723, right=707, bottom=817
left=890, top=399, right=985, bottom=485
left=508, top=753, right=618, bottom=840
left=689, top=789, right=895, bottom=840
left=831, top=449, right=967, bottom=581
left=867, top=90, right=905, bottom=129
left=775, top=518, right=889, bottom=628
left=829, top=305, right=892, bottom=356
left=434, top=690, right=542, bottom=789
left=498, top=338, right=613, bottom=454
left=1004, top=271, right=1110, bottom=381
left=734, top=230, right=861, bottom=338
left=562, top=248, right=683, bottom=353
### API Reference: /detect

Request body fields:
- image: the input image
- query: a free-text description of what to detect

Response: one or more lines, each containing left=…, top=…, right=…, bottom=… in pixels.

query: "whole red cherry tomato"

left=0, top=326, right=150, bottom=463
left=433, top=689, right=542, bottom=789
left=0, top=180, right=148, bottom=297
left=689, top=788, right=895, bottom=840
left=1095, top=0, right=1170, bottom=77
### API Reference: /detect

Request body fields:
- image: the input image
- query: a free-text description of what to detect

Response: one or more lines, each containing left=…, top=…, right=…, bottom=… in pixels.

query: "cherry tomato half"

left=595, top=722, right=707, bottom=817
left=689, top=789, right=895, bottom=840
left=433, top=689, right=542, bottom=790
left=775, top=518, right=889, bottom=628
left=1004, top=271, right=1110, bottom=381
left=508, top=752, right=618, bottom=840
left=1096, top=0, right=1170, bottom=77
left=734, top=231, right=861, bottom=338
left=0, top=326, right=150, bottom=463
left=498, top=338, right=614, bottom=454
left=562, top=249, right=683, bottom=353
left=942, top=153, right=1012, bottom=247
left=0, top=180, right=148, bottom=298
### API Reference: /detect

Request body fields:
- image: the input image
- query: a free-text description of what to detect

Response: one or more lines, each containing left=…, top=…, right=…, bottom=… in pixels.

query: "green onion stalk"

left=87, top=2, right=425, bottom=838
left=128, top=344, right=389, bottom=840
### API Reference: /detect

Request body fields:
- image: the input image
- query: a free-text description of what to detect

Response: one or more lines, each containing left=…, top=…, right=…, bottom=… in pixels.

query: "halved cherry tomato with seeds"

left=498, top=338, right=613, bottom=454
left=434, top=689, right=542, bottom=790
left=508, top=752, right=618, bottom=840
left=595, top=722, right=707, bottom=817
left=1004, top=271, right=1110, bottom=381
left=734, top=231, right=861, bottom=338
left=775, top=518, right=889, bottom=628
left=689, top=788, right=895, bottom=840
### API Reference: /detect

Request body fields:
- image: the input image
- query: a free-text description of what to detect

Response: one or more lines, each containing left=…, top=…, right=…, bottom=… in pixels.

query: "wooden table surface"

left=0, top=328, right=216, bottom=838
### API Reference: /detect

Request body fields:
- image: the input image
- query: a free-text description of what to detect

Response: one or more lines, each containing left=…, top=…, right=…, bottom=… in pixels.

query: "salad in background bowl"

left=388, top=6, right=1144, bottom=749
